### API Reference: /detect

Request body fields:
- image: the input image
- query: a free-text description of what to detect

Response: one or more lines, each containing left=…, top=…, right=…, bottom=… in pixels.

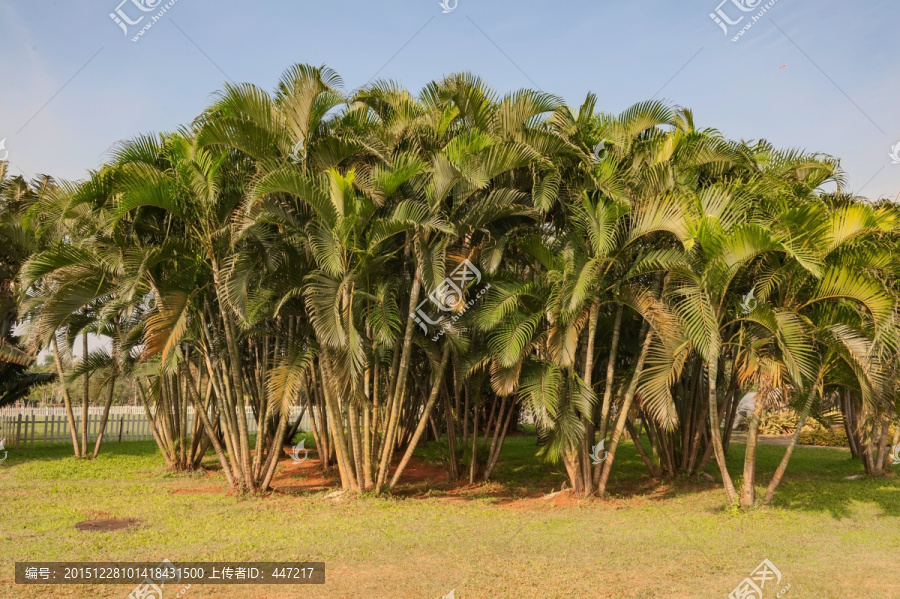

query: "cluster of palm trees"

left=3, top=63, right=898, bottom=504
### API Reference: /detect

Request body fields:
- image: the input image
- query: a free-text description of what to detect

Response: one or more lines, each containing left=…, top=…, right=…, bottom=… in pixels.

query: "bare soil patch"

left=270, top=448, right=448, bottom=495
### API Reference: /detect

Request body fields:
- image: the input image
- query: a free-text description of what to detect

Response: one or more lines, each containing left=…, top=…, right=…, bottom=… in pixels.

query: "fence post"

left=118, top=416, right=124, bottom=443
left=15, top=413, right=22, bottom=449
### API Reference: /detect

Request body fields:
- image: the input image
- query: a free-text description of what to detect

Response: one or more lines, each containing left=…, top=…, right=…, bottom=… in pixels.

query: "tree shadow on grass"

left=725, top=441, right=900, bottom=519
left=0, top=439, right=162, bottom=467
left=413, top=435, right=900, bottom=519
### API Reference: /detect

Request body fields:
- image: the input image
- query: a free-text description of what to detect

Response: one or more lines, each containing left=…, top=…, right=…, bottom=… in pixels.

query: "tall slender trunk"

left=81, top=333, right=89, bottom=458
left=91, top=374, right=117, bottom=458
left=484, top=396, right=515, bottom=481
left=212, top=262, right=254, bottom=492
left=362, top=402, right=374, bottom=490
left=597, top=323, right=654, bottom=495
left=377, top=262, right=424, bottom=489
left=468, top=404, right=479, bottom=484
left=260, top=414, right=289, bottom=492
left=598, top=304, right=624, bottom=442
left=462, top=383, right=470, bottom=445
left=740, top=400, right=764, bottom=507
left=348, top=402, right=366, bottom=490
left=840, top=390, right=860, bottom=458
left=184, top=369, right=237, bottom=489
left=136, top=380, right=174, bottom=470
left=625, top=416, right=659, bottom=477
left=580, top=299, right=600, bottom=494
left=873, top=416, right=891, bottom=476
left=92, top=335, right=119, bottom=459
left=763, top=387, right=816, bottom=504
left=593, top=304, right=623, bottom=488
left=706, top=352, right=738, bottom=505
left=51, top=336, right=81, bottom=457
left=389, top=345, right=451, bottom=488
left=442, top=384, right=459, bottom=481
left=320, top=357, right=357, bottom=490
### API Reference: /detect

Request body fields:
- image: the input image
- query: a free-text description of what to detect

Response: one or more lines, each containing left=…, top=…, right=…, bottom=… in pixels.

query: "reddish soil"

left=269, top=445, right=448, bottom=495
left=501, top=490, right=581, bottom=510
left=272, top=456, right=339, bottom=493
left=388, top=458, right=448, bottom=486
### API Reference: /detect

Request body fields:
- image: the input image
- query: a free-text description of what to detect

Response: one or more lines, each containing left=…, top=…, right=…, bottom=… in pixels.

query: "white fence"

left=0, top=406, right=310, bottom=448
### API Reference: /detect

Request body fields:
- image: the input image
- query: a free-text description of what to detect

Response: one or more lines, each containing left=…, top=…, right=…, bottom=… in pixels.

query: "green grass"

left=1, top=435, right=898, bottom=598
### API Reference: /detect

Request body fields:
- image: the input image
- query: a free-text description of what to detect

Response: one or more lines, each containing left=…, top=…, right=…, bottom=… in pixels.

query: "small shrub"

left=758, top=411, right=798, bottom=435
left=797, top=426, right=849, bottom=447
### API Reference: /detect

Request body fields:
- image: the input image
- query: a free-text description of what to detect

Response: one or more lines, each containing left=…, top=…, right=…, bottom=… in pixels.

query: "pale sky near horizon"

left=1, top=0, right=898, bottom=203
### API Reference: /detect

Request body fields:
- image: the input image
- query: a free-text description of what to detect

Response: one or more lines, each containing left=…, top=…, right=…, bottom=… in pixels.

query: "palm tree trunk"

left=362, top=402, right=374, bottom=490
left=183, top=367, right=236, bottom=489
left=597, top=323, right=654, bottom=495
left=377, top=263, right=424, bottom=489
left=763, top=387, right=816, bottom=504
left=91, top=335, right=119, bottom=459
left=580, top=299, right=600, bottom=494
left=469, top=404, right=479, bottom=484
left=625, top=416, right=659, bottom=477
left=593, top=304, right=623, bottom=488
left=840, top=390, right=860, bottom=458
left=706, top=353, right=738, bottom=505
left=51, top=336, right=81, bottom=457
left=598, top=304, right=623, bottom=442
left=320, top=357, right=357, bottom=490
left=484, top=396, right=515, bottom=481
left=260, top=413, right=289, bottom=492
left=873, top=416, right=890, bottom=476
left=348, top=402, right=366, bottom=490
left=483, top=395, right=508, bottom=478
left=442, top=385, right=459, bottom=481
left=462, top=383, right=470, bottom=445
left=136, top=380, right=174, bottom=470
left=81, top=333, right=89, bottom=458
left=389, top=345, right=451, bottom=488
left=740, top=401, right=764, bottom=507
left=91, top=374, right=117, bottom=458
left=212, top=263, right=254, bottom=492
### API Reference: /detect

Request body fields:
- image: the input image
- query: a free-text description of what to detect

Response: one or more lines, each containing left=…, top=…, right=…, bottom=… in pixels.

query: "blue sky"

left=1, top=0, right=898, bottom=201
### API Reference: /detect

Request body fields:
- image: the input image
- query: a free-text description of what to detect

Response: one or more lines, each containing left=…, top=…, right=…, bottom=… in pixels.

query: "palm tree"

left=7, top=64, right=898, bottom=506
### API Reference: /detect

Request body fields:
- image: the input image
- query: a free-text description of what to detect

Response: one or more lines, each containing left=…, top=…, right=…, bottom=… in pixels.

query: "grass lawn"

left=1, top=433, right=898, bottom=598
